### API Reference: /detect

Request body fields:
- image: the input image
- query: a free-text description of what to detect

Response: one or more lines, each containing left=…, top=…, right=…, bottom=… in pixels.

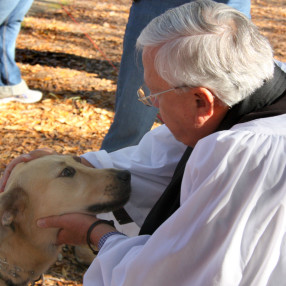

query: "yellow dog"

left=0, top=155, right=131, bottom=286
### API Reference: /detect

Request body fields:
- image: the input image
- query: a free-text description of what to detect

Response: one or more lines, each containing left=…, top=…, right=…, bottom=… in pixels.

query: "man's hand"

left=37, top=213, right=117, bottom=246
left=0, top=148, right=57, bottom=192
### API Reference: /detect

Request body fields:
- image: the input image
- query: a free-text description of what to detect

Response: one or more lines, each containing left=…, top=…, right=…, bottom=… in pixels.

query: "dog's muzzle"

left=87, top=169, right=131, bottom=214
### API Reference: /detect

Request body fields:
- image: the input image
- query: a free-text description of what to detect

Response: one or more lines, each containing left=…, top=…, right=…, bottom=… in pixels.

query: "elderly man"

left=101, top=0, right=251, bottom=152
left=1, top=0, right=286, bottom=285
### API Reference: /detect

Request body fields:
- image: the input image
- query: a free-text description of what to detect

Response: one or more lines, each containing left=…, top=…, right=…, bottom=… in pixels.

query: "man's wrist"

left=86, top=220, right=127, bottom=254
left=88, top=220, right=115, bottom=241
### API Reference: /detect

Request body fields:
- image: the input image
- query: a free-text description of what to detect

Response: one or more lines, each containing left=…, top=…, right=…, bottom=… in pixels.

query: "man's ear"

left=0, top=188, right=28, bottom=227
left=193, top=87, right=215, bottom=128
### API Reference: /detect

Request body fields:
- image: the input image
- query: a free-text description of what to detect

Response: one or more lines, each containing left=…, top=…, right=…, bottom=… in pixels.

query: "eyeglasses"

left=137, top=84, right=179, bottom=107
left=137, top=84, right=223, bottom=109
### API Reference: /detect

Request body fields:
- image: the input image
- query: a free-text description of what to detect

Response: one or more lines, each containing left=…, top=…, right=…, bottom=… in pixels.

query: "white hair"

left=136, top=0, right=274, bottom=107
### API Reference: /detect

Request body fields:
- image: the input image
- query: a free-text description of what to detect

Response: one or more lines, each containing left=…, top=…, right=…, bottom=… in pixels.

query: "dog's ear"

left=0, top=188, right=28, bottom=227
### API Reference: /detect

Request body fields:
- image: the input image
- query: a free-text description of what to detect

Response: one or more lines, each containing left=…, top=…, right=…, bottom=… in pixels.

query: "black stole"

left=139, top=64, right=286, bottom=235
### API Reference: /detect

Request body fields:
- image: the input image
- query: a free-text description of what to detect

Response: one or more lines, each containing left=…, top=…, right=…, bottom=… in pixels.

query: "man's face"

left=142, top=47, right=200, bottom=146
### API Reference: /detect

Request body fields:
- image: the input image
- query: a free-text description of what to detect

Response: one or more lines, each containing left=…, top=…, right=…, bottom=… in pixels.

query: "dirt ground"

left=0, top=0, right=285, bottom=285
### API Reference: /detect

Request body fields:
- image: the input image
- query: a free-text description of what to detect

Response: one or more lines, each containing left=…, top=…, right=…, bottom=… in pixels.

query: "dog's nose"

left=117, top=170, right=131, bottom=182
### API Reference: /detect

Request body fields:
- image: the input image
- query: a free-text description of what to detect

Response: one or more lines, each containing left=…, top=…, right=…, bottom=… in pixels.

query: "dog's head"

left=0, top=155, right=131, bottom=285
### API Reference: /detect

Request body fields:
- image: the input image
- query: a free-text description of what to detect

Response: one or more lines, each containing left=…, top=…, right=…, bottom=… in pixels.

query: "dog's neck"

left=0, top=201, right=61, bottom=286
left=0, top=255, right=36, bottom=286
left=0, top=230, right=58, bottom=286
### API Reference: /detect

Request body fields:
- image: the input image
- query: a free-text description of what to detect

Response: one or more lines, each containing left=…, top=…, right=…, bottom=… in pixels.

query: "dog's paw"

left=74, top=245, right=96, bottom=266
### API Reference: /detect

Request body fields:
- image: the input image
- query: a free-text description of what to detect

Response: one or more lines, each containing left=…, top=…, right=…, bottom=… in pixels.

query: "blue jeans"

left=101, top=0, right=251, bottom=152
left=0, top=0, right=35, bottom=86
left=276, top=60, right=286, bottom=73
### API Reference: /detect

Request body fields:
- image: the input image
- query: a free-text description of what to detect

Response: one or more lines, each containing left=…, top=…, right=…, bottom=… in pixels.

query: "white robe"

left=82, top=114, right=286, bottom=286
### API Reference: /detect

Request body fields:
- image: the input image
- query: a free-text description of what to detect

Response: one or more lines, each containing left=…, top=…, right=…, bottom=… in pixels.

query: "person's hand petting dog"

left=0, top=148, right=94, bottom=192
left=37, top=213, right=117, bottom=247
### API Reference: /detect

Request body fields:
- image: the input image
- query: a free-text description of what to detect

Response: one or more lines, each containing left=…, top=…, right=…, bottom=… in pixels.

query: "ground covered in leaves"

left=0, top=0, right=285, bottom=285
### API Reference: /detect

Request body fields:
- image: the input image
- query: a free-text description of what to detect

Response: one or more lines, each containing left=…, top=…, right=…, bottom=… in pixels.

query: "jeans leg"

left=275, top=60, right=286, bottom=73
left=101, top=0, right=251, bottom=152
left=226, top=0, right=251, bottom=18
left=0, top=0, right=35, bottom=86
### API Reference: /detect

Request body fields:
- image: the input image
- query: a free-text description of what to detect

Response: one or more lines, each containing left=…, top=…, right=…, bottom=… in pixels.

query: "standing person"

left=100, top=0, right=251, bottom=152
left=0, top=0, right=42, bottom=103
left=1, top=1, right=286, bottom=285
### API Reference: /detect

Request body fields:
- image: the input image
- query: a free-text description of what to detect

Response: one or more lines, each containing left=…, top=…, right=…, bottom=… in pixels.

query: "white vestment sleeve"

left=81, top=124, right=187, bottom=226
left=84, top=115, right=286, bottom=286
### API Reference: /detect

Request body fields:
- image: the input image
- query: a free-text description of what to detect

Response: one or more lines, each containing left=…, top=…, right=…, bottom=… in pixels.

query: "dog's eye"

left=59, top=167, right=76, bottom=178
